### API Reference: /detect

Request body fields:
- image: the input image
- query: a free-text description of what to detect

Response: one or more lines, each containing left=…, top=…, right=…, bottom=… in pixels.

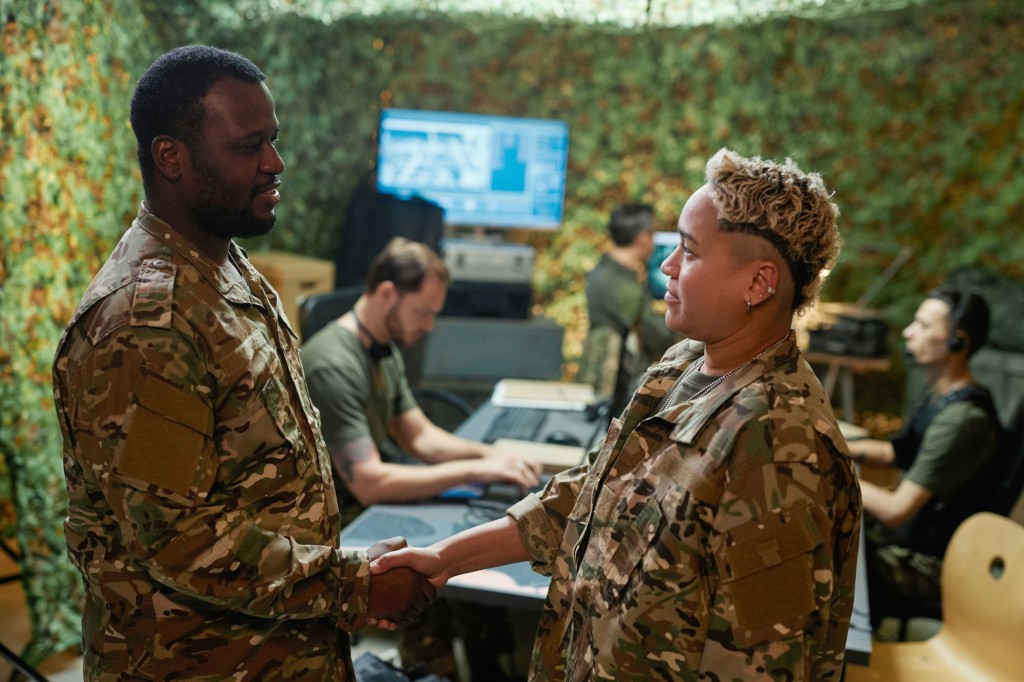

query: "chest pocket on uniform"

left=215, top=340, right=310, bottom=499
left=715, top=502, right=822, bottom=646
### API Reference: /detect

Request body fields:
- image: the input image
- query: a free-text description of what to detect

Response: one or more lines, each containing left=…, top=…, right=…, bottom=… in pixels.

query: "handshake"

left=364, top=536, right=447, bottom=630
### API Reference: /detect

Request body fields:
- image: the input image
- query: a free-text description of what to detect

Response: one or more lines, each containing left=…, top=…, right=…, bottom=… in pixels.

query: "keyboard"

left=482, top=407, right=547, bottom=444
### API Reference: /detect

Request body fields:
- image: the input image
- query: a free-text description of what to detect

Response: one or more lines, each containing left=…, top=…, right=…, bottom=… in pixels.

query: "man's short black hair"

left=927, top=286, right=991, bottom=358
left=608, top=204, right=654, bottom=247
left=130, top=45, right=265, bottom=187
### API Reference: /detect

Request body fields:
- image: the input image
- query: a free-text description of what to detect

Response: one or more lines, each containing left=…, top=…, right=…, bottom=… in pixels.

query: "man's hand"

left=366, top=545, right=446, bottom=631
left=366, top=548, right=436, bottom=631
left=364, top=536, right=435, bottom=631
left=367, top=536, right=408, bottom=562
left=479, top=447, right=543, bottom=490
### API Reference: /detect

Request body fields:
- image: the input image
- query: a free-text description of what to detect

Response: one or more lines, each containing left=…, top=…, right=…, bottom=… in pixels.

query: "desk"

left=804, top=351, right=891, bottom=422
left=846, top=522, right=873, bottom=667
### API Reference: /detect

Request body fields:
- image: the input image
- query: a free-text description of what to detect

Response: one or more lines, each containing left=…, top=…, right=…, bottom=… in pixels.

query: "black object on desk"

left=457, top=400, right=604, bottom=453
left=482, top=407, right=547, bottom=443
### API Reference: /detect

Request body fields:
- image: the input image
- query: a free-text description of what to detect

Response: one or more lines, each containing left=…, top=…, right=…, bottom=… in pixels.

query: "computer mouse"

left=544, top=430, right=582, bottom=447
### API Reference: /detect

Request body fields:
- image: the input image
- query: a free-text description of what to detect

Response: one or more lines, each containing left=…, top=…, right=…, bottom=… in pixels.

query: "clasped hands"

left=365, top=536, right=447, bottom=631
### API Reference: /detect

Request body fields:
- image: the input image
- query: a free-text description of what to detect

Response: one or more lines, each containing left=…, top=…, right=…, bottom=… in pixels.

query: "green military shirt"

left=510, top=336, right=862, bottom=681
left=903, top=399, right=998, bottom=498
left=581, top=254, right=678, bottom=411
left=52, top=204, right=371, bottom=681
left=302, top=322, right=419, bottom=519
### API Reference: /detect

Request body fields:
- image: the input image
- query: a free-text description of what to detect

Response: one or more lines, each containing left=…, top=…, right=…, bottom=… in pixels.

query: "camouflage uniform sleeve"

left=66, top=323, right=370, bottom=627
left=699, top=417, right=857, bottom=680
left=509, top=433, right=607, bottom=572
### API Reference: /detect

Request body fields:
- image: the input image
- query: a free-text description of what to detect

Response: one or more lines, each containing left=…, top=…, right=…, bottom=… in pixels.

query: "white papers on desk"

left=838, top=420, right=869, bottom=441
left=491, top=379, right=595, bottom=411
left=492, top=438, right=586, bottom=474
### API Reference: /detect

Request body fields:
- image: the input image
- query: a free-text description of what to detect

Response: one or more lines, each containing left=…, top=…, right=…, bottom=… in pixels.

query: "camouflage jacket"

left=52, top=205, right=370, bottom=681
left=510, top=336, right=862, bottom=681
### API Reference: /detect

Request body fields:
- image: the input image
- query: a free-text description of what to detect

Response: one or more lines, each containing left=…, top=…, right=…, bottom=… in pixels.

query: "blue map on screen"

left=377, top=109, right=569, bottom=229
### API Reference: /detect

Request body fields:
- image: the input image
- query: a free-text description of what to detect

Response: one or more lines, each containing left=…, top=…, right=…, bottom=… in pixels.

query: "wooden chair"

left=846, top=512, right=1024, bottom=681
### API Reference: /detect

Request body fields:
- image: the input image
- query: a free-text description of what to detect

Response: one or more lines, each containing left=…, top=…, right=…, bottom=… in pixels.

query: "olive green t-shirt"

left=903, top=399, right=998, bottom=498
left=301, top=322, right=417, bottom=458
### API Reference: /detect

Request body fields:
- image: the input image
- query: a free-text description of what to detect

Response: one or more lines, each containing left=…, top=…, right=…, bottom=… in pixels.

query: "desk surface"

left=804, top=351, right=892, bottom=372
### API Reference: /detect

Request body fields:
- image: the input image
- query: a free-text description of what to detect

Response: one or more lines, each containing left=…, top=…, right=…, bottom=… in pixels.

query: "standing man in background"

left=579, top=204, right=679, bottom=418
left=854, top=287, right=1000, bottom=617
left=52, top=45, right=433, bottom=681
left=373, top=148, right=862, bottom=681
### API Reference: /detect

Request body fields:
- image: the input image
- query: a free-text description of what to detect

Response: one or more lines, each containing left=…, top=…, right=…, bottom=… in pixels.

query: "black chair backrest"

left=992, top=392, right=1024, bottom=517
left=298, top=286, right=363, bottom=341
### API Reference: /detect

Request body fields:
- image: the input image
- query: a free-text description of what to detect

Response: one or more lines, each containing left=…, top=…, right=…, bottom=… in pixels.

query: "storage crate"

left=247, top=251, right=334, bottom=338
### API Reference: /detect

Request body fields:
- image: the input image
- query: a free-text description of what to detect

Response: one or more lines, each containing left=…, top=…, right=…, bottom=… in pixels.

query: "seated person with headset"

left=301, top=237, right=541, bottom=521
left=854, top=287, right=1001, bottom=620
left=301, top=237, right=540, bottom=679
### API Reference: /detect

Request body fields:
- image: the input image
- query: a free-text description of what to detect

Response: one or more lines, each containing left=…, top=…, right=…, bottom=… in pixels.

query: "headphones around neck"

left=947, top=291, right=971, bottom=353
left=352, top=311, right=392, bottom=361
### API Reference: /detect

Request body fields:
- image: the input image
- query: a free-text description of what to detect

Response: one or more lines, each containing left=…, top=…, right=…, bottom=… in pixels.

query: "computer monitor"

left=647, top=231, right=679, bottom=300
left=376, top=108, right=570, bottom=230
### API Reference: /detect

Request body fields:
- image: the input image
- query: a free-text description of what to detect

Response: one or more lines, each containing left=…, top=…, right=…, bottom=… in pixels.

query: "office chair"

left=297, top=287, right=364, bottom=341
left=872, top=392, right=1024, bottom=640
left=846, top=512, right=1024, bottom=681
left=990, top=392, right=1024, bottom=517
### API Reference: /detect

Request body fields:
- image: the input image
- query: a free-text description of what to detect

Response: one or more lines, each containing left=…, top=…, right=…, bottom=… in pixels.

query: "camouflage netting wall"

left=0, top=0, right=155, bottom=663
left=168, top=0, right=1024, bottom=366
left=2, top=0, right=1022, bottom=663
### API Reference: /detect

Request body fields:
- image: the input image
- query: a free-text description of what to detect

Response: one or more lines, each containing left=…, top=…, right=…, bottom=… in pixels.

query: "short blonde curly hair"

left=705, top=148, right=841, bottom=313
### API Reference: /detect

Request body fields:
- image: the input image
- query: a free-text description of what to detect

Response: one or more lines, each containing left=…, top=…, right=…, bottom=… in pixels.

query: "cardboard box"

left=247, top=251, right=334, bottom=338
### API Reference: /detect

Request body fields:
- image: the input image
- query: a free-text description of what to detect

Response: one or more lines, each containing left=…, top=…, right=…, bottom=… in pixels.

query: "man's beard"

left=192, top=197, right=275, bottom=241
left=189, top=156, right=276, bottom=240
left=384, top=305, right=416, bottom=348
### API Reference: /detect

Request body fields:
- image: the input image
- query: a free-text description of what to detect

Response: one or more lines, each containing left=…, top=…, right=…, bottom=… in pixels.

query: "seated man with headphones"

left=854, top=286, right=1001, bottom=614
left=302, top=236, right=541, bottom=521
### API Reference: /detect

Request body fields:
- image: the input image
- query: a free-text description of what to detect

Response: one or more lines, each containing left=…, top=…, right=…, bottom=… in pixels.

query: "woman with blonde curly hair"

left=372, top=148, right=862, bottom=681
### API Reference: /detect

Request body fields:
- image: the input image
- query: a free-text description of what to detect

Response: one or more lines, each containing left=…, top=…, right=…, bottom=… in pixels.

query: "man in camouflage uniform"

left=51, top=46, right=433, bottom=681
left=371, top=148, right=862, bottom=681
left=578, top=203, right=678, bottom=417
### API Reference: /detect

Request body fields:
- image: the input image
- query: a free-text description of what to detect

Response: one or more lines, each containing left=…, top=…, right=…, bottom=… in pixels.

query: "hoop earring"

left=746, top=299, right=753, bottom=313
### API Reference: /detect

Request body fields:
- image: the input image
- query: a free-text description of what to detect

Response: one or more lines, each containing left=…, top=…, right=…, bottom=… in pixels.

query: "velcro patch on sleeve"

left=114, top=373, right=213, bottom=498
left=718, top=505, right=821, bottom=634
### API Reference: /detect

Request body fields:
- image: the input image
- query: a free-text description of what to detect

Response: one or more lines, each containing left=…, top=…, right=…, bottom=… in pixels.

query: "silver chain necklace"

left=666, top=331, right=791, bottom=406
